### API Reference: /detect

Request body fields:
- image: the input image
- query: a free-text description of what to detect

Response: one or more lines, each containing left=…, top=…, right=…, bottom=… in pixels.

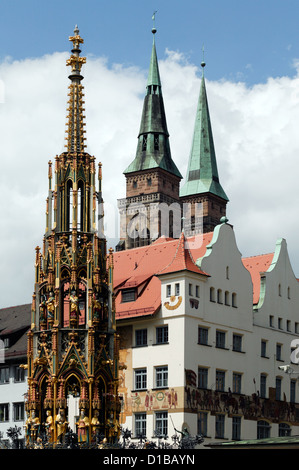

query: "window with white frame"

left=215, top=414, right=225, bottom=438
left=0, top=403, right=9, bottom=422
left=261, top=340, right=267, bottom=357
left=155, top=411, right=168, bottom=437
left=233, top=372, right=242, bottom=394
left=13, top=402, right=25, bottom=421
left=121, top=288, right=136, bottom=303
left=279, top=422, right=291, bottom=437
left=216, top=330, right=226, bottom=349
left=155, top=366, right=168, bottom=388
left=276, top=377, right=282, bottom=401
left=232, top=416, right=241, bottom=440
left=198, top=367, right=208, bottom=389
left=156, top=325, right=168, bottom=344
left=216, top=370, right=225, bottom=391
left=198, top=411, right=208, bottom=436
left=232, top=334, right=242, bottom=352
left=276, top=343, right=282, bottom=361
left=0, top=367, right=9, bottom=384
left=260, top=374, right=267, bottom=398
left=198, top=327, right=209, bottom=345
left=135, top=329, right=147, bottom=347
left=257, top=420, right=270, bottom=439
left=14, top=365, right=25, bottom=382
left=134, top=368, right=147, bottom=390
left=134, top=412, right=146, bottom=438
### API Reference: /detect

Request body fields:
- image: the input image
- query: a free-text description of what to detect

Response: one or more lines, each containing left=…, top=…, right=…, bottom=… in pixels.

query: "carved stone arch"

left=94, top=374, right=109, bottom=434
left=61, top=277, right=71, bottom=327
left=77, top=178, right=85, bottom=231
left=65, top=178, right=73, bottom=231
left=39, top=372, right=52, bottom=424
left=37, top=281, right=49, bottom=328
left=64, top=371, right=83, bottom=398
left=38, top=281, right=48, bottom=293
left=78, top=267, right=87, bottom=279
left=60, top=265, right=71, bottom=280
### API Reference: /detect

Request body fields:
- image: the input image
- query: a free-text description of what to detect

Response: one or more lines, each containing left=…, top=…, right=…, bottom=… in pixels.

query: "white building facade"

left=115, top=221, right=299, bottom=446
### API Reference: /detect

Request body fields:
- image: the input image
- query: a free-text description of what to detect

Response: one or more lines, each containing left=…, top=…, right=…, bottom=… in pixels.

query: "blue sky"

left=1, top=0, right=299, bottom=307
left=1, top=0, right=299, bottom=85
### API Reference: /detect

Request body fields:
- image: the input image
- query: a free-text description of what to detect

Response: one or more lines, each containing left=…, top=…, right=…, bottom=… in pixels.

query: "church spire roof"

left=180, top=61, right=228, bottom=201
left=147, top=23, right=161, bottom=88
left=124, top=22, right=182, bottom=178
left=65, top=25, right=87, bottom=153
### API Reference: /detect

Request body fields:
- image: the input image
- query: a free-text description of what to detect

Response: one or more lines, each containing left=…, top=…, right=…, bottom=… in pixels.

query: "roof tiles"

left=242, top=253, right=274, bottom=304
left=113, top=233, right=211, bottom=320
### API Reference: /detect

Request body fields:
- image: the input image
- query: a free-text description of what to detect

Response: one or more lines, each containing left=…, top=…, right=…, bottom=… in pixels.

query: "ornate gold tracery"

left=26, top=27, right=120, bottom=447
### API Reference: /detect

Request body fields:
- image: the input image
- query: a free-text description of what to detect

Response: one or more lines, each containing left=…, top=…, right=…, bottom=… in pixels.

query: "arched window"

left=225, top=291, right=230, bottom=306
left=257, top=420, right=271, bottom=439
left=232, top=292, right=237, bottom=308
left=279, top=422, right=291, bottom=437
left=210, top=287, right=215, bottom=302
left=217, top=289, right=223, bottom=304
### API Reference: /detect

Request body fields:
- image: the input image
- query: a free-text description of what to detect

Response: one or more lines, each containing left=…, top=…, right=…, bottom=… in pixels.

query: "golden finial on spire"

left=66, top=25, right=86, bottom=79
left=69, top=25, right=84, bottom=49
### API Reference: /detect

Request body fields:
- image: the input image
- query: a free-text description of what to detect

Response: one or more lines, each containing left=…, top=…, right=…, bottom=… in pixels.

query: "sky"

left=1, top=0, right=299, bottom=308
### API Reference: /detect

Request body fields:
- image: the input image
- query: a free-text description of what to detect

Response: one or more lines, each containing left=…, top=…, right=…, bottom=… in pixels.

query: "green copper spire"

left=180, top=61, right=228, bottom=201
left=124, top=22, right=182, bottom=178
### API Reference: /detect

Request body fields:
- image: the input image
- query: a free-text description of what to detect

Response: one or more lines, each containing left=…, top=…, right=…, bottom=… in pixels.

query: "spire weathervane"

left=152, top=10, right=157, bottom=34
left=201, top=44, right=206, bottom=74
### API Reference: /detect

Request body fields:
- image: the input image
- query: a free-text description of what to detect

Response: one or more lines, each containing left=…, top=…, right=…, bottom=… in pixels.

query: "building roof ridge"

left=242, top=252, right=274, bottom=261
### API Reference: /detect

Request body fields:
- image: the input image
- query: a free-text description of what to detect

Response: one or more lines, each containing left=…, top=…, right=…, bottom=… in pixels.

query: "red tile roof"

left=242, top=253, right=274, bottom=304
left=115, top=276, right=161, bottom=320
left=157, top=232, right=209, bottom=276
left=113, top=232, right=276, bottom=319
left=113, top=233, right=211, bottom=320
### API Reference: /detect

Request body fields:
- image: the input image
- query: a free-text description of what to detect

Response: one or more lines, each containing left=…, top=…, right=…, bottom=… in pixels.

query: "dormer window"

left=121, top=288, right=136, bottom=303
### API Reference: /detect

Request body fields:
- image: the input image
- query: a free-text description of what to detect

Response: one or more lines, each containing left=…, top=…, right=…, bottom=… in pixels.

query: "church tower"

left=25, top=27, right=120, bottom=446
left=180, top=60, right=229, bottom=235
left=117, top=21, right=182, bottom=250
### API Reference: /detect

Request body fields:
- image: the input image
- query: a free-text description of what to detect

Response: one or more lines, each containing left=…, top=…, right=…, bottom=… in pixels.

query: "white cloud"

left=0, top=50, right=299, bottom=308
